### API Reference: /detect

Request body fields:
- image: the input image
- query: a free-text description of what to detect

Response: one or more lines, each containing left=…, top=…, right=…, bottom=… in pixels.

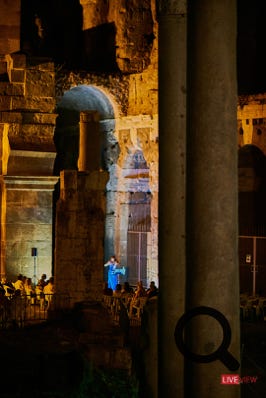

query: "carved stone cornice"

left=156, top=0, right=187, bottom=16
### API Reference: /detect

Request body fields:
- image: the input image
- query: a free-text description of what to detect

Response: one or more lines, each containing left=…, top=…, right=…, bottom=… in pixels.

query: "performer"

left=104, top=255, right=123, bottom=290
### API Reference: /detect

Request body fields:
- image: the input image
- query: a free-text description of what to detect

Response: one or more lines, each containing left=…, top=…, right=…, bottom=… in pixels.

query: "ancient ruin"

left=1, top=1, right=266, bottom=397
left=0, top=1, right=158, bottom=302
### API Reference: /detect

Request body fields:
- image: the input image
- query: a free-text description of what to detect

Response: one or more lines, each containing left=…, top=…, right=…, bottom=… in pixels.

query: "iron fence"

left=0, top=293, right=71, bottom=329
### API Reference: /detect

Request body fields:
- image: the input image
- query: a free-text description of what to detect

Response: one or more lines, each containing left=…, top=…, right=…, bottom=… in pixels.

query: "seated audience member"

left=120, top=282, right=133, bottom=308
left=35, top=283, right=45, bottom=308
left=37, top=274, right=47, bottom=289
left=25, top=278, right=35, bottom=304
left=13, top=274, right=26, bottom=296
left=1, top=277, right=14, bottom=298
left=133, top=281, right=146, bottom=298
left=103, top=282, right=113, bottom=296
left=43, top=277, right=54, bottom=309
left=129, top=281, right=147, bottom=316
left=146, top=281, right=158, bottom=299
left=113, top=283, right=122, bottom=298
left=121, top=281, right=133, bottom=294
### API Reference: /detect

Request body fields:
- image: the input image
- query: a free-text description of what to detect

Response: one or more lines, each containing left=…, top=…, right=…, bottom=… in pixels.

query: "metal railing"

left=0, top=293, right=71, bottom=329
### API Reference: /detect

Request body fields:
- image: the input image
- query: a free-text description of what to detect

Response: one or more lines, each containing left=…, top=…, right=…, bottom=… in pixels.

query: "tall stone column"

left=157, top=1, right=187, bottom=397
left=78, top=110, right=101, bottom=172
left=186, top=1, right=240, bottom=397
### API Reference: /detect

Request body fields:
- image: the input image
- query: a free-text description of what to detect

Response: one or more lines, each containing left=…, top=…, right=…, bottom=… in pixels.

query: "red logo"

left=221, top=374, right=258, bottom=384
left=221, top=374, right=240, bottom=384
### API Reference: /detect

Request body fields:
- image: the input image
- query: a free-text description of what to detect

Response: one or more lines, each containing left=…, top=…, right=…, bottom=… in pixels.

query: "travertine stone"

left=0, top=59, right=7, bottom=75
left=78, top=110, right=101, bottom=172
left=10, top=69, right=25, bottom=83
left=156, top=0, right=187, bottom=15
left=0, top=83, right=24, bottom=96
left=0, top=0, right=20, bottom=54
left=11, top=96, right=56, bottom=112
left=25, top=70, right=55, bottom=97
left=185, top=1, right=239, bottom=398
left=55, top=170, right=108, bottom=305
left=2, top=176, right=58, bottom=280
left=22, top=112, right=57, bottom=125
left=7, top=150, right=56, bottom=176
left=10, top=53, right=27, bottom=69
left=0, top=96, right=12, bottom=111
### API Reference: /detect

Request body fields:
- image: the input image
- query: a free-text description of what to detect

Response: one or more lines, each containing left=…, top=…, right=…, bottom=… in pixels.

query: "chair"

left=130, top=296, right=148, bottom=318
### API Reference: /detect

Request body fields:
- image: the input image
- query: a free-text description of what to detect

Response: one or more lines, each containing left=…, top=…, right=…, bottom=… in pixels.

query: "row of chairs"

left=102, top=294, right=148, bottom=324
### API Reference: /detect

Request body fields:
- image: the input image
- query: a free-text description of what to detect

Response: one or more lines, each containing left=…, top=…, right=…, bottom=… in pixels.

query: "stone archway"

left=54, top=85, right=116, bottom=174
left=53, top=85, right=158, bottom=291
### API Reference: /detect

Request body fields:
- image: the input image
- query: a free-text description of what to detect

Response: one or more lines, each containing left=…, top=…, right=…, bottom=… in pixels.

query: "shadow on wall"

left=20, top=0, right=118, bottom=71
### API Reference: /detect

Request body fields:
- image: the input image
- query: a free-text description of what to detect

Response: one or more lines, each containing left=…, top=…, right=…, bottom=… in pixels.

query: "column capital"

left=156, top=0, right=187, bottom=16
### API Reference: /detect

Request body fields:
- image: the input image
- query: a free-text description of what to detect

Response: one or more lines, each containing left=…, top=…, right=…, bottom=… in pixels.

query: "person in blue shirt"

left=104, top=255, right=120, bottom=291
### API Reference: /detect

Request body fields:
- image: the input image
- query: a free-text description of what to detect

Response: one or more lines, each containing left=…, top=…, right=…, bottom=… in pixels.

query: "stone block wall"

left=238, top=94, right=266, bottom=155
left=0, top=51, right=58, bottom=281
left=55, top=170, right=109, bottom=305
left=0, top=53, right=56, bottom=151
left=3, top=176, right=58, bottom=281
left=0, top=0, right=21, bottom=55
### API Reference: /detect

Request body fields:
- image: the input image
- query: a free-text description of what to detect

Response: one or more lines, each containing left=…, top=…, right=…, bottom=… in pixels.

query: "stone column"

left=157, top=1, right=187, bottom=397
left=186, top=1, right=240, bottom=397
left=78, top=110, right=101, bottom=172
left=55, top=170, right=108, bottom=306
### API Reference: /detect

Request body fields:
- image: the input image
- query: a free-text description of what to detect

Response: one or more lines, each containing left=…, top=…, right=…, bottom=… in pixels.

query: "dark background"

left=237, top=0, right=266, bottom=94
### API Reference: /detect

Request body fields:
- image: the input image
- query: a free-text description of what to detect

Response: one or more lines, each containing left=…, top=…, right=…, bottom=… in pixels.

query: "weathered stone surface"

left=0, top=1, right=159, bottom=298
left=55, top=170, right=107, bottom=304
left=80, top=0, right=154, bottom=74
left=0, top=96, right=11, bottom=110
left=7, top=189, right=54, bottom=207
left=238, top=93, right=266, bottom=156
left=22, top=112, right=57, bottom=125
left=10, top=53, right=27, bottom=69
left=156, top=0, right=187, bottom=15
left=0, top=111, right=22, bottom=123
left=6, top=123, right=56, bottom=151
left=0, top=59, right=7, bottom=75
left=0, top=0, right=20, bottom=54
left=11, top=96, right=56, bottom=112
left=3, top=177, right=57, bottom=280
left=7, top=150, right=56, bottom=176
left=0, top=82, right=24, bottom=96
left=25, top=70, right=55, bottom=97
left=10, top=69, right=25, bottom=83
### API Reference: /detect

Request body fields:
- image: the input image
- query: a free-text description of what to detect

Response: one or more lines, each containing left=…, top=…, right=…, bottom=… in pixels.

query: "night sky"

left=237, top=0, right=266, bottom=94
